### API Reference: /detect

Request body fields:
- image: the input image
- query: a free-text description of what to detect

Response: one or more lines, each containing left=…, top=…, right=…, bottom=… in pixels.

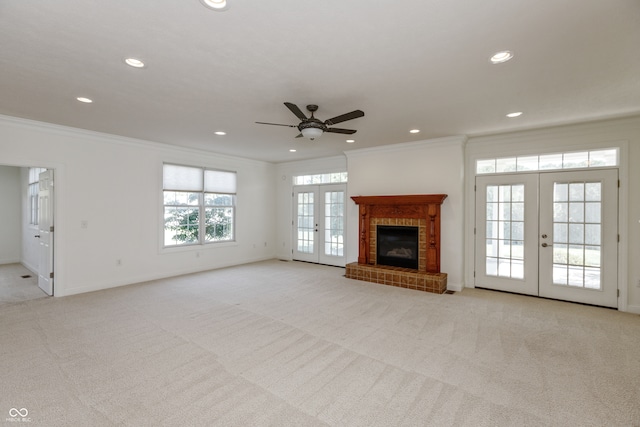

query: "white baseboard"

left=21, top=261, right=37, bottom=274
left=57, top=256, right=276, bottom=297
left=626, top=304, right=640, bottom=315
left=446, top=283, right=464, bottom=292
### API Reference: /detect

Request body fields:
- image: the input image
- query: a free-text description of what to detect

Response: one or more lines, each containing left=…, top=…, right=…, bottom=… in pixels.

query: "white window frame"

left=162, top=163, right=236, bottom=248
left=293, top=172, right=347, bottom=186
left=475, top=148, right=618, bottom=175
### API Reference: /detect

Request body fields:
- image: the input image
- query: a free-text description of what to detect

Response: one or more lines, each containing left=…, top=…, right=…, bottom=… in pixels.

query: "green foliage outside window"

left=164, top=192, right=234, bottom=246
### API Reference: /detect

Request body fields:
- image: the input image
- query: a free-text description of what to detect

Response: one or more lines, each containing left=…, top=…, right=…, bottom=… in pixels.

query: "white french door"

left=475, top=174, right=539, bottom=296
left=475, top=169, right=618, bottom=308
left=293, top=184, right=346, bottom=267
left=38, top=169, right=54, bottom=296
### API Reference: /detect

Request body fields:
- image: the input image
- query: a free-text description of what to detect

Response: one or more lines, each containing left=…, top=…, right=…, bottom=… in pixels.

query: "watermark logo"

left=9, top=409, right=27, bottom=418
left=6, top=408, right=31, bottom=423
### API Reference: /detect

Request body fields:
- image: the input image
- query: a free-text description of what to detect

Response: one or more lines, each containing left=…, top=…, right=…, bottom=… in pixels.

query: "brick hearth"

left=345, top=263, right=447, bottom=293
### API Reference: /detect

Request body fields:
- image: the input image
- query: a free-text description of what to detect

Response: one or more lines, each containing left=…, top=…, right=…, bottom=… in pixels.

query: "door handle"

left=541, top=242, right=552, bottom=248
left=34, top=235, right=40, bottom=238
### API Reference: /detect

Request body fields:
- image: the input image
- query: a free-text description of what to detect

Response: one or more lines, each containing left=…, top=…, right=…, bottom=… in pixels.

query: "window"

left=293, top=172, right=347, bottom=185
left=163, top=164, right=236, bottom=247
left=476, top=148, right=618, bottom=175
left=28, top=167, right=47, bottom=225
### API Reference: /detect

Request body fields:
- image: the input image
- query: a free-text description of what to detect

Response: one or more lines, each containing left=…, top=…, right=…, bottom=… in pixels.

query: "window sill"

left=160, top=240, right=238, bottom=254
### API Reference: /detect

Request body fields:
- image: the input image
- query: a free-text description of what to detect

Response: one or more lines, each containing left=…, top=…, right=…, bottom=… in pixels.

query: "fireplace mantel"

left=351, top=194, right=447, bottom=273
left=347, top=194, right=448, bottom=294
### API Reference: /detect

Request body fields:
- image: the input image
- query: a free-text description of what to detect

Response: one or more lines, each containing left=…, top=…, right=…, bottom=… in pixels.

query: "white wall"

left=0, top=115, right=277, bottom=296
left=345, top=137, right=467, bottom=290
left=465, top=115, right=640, bottom=313
left=0, top=165, right=21, bottom=264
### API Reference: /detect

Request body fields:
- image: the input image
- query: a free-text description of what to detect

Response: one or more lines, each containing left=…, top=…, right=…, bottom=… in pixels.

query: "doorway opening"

left=0, top=164, right=55, bottom=301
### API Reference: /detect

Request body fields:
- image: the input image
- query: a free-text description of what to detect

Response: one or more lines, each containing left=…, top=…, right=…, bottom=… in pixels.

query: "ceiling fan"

left=256, top=102, right=365, bottom=140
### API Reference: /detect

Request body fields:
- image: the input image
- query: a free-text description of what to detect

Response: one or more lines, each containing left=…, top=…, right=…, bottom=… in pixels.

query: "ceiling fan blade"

left=326, top=127, right=357, bottom=134
left=255, top=121, right=297, bottom=127
left=284, top=102, right=308, bottom=121
left=324, top=110, right=364, bottom=125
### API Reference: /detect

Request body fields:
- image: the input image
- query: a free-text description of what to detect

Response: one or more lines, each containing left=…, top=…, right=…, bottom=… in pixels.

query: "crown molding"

left=344, top=135, right=467, bottom=159
left=0, top=114, right=270, bottom=167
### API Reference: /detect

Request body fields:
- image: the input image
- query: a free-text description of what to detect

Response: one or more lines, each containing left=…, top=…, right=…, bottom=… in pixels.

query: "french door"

left=293, top=184, right=346, bottom=267
left=475, top=169, right=618, bottom=308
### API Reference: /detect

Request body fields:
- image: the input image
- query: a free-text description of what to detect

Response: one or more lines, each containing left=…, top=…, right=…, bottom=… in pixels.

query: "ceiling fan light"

left=124, top=58, right=145, bottom=68
left=301, top=127, right=323, bottom=140
left=490, top=50, right=513, bottom=64
left=200, top=0, right=229, bottom=10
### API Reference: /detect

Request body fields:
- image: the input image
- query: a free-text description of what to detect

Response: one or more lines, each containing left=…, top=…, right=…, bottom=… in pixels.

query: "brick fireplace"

left=345, top=194, right=448, bottom=294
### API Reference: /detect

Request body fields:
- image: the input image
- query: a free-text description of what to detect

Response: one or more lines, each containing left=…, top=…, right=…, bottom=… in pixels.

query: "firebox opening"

left=376, top=225, right=419, bottom=270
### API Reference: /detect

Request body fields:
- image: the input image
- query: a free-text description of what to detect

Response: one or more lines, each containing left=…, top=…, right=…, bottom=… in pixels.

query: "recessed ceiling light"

left=289, top=149, right=297, bottom=152
left=200, top=0, right=229, bottom=11
left=346, top=139, right=355, bottom=143
left=124, top=58, right=145, bottom=68
left=490, top=50, right=514, bottom=64
left=409, top=129, right=420, bottom=134
left=76, top=97, right=93, bottom=103
left=506, top=111, right=523, bottom=118
left=214, top=131, right=226, bottom=136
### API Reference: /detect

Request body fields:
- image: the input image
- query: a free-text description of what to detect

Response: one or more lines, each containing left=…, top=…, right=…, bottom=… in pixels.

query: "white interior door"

left=293, top=184, right=346, bottom=266
left=475, top=169, right=618, bottom=308
left=38, top=169, right=54, bottom=296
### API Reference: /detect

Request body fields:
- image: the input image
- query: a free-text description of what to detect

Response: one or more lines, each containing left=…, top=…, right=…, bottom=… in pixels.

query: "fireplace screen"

left=376, top=225, right=419, bottom=269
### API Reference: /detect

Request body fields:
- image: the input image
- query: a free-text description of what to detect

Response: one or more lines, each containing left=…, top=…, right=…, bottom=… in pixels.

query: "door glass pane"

left=486, top=184, right=525, bottom=279
left=324, top=191, right=344, bottom=256
left=554, top=223, right=568, bottom=243
left=297, top=192, right=315, bottom=253
left=551, top=181, right=602, bottom=289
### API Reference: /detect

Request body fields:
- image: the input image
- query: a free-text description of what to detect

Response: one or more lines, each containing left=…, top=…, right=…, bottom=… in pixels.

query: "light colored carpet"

left=1, top=260, right=638, bottom=426
left=0, top=263, right=48, bottom=305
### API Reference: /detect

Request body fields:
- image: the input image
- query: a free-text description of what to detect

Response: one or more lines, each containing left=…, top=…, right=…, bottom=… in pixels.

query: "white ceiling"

left=1, top=0, right=639, bottom=163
